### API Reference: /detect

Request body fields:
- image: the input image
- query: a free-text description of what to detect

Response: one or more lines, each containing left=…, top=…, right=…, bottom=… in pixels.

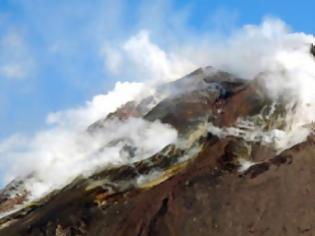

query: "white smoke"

left=118, top=18, right=315, bottom=150
left=1, top=17, right=315, bottom=206
left=208, top=120, right=310, bottom=153
left=182, top=18, right=315, bottom=129
left=0, top=73, right=178, bottom=200
left=4, top=118, right=177, bottom=199
left=102, top=18, right=315, bottom=130
left=102, top=30, right=198, bottom=83
left=0, top=25, right=196, bottom=203
left=200, top=18, right=315, bottom=148
left=46, top=81, right=147, bottom=129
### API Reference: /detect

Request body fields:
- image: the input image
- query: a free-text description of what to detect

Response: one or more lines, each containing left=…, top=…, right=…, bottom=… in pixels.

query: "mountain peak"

left=0, top=66, right=314, bottom=235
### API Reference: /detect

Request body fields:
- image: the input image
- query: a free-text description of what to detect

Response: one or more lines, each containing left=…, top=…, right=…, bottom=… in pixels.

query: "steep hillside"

left=0, top=67, right=314, bottom=236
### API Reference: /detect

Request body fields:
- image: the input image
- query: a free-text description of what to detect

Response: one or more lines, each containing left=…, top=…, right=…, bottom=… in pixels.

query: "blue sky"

left=0, top=0, right=314, bottom=139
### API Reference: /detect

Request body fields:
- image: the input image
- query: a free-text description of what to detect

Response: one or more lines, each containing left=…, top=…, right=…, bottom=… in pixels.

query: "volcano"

left=0, top=66, right=315, bottom=236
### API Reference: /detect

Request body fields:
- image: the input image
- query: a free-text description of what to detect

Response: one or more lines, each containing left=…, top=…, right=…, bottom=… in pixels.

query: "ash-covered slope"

left=0, top=66, right=314, bottom=236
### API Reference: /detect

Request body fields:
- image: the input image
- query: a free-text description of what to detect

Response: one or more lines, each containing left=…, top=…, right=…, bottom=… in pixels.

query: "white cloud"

left=0, top=64, right=27, bottom=79
left=0, top=32, right=35, bottom=80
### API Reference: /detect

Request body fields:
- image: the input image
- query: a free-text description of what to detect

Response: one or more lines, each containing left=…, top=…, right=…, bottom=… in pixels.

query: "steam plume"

left=1, top=17, right=315, bottom=202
